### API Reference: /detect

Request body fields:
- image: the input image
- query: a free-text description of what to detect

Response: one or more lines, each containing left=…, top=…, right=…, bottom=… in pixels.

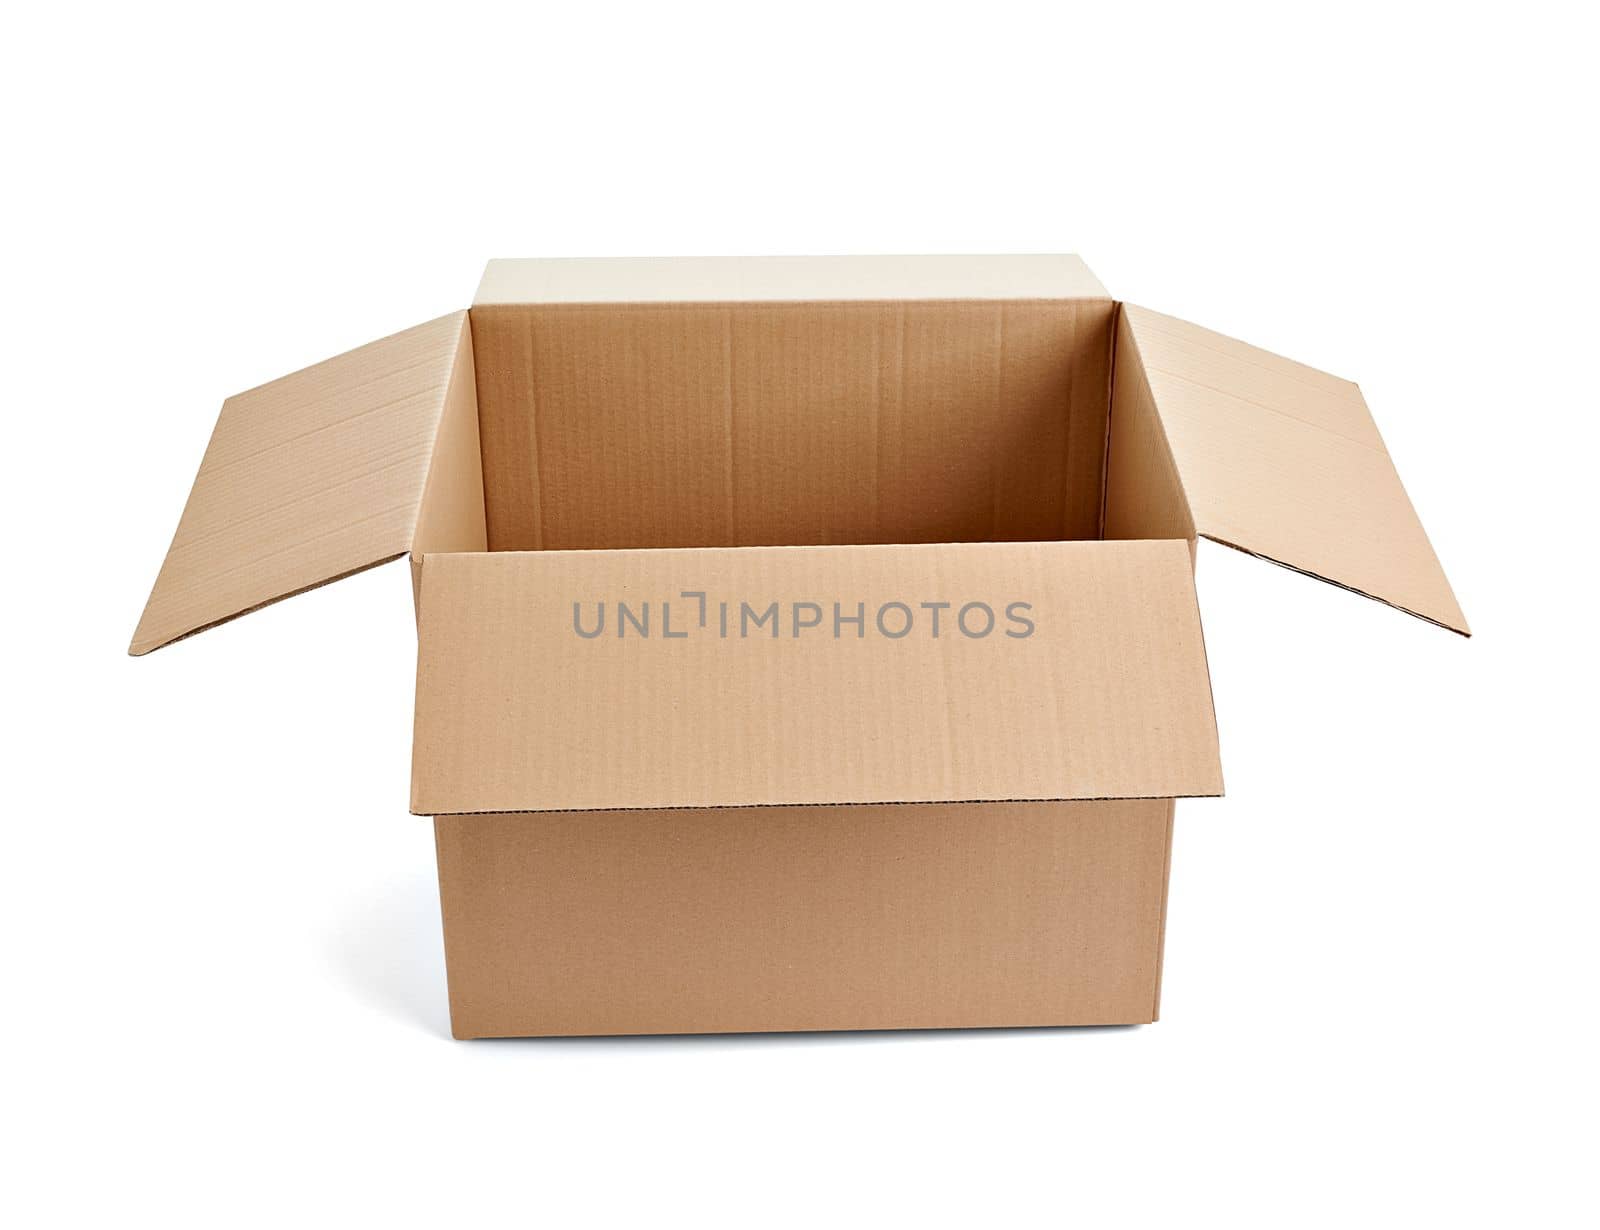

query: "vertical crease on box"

left=1095, top=302, right=1120, bottom=540
left=991, top=303, right=1006, bottom=539
left=1151, top=798, right=1177, bottom=1022
left=722, top=308, right=737, bottom=543
left=869, top=305, right=883, bottom=540
left=526, top=309, right=547, bottom=551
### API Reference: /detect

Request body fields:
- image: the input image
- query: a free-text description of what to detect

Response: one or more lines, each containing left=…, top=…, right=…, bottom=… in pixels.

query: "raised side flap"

left=1117, top=305, right=1468, bottom=635
left=410, top=540, right=1223, bottom=815
left=130, top=312, right=477, bottom=655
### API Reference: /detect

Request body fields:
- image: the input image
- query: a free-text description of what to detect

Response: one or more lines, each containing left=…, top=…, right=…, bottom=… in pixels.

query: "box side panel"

left=409, top=315, right=487, bottom=611
left=433, top=799, right=1172, bottom=1038
left=1103, top=306, right=1197, bottom=555
left=469, top=300, right=1114, bottom=552
left=1150, top=798, right=1177, bottom=1020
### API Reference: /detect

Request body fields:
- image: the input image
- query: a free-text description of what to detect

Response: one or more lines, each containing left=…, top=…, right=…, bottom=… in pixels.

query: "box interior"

left=130, top=254, right=1471, bottom=660
left=466, top=299, right=1118, bottom=553
left=125, top=254, right=1471, bottom=1036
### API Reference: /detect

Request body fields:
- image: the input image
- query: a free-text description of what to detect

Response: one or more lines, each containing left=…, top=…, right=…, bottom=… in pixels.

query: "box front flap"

left=1119, top=305, right=1468, bottom=635
left=411, top=540, right=1222, bottom=815
left=131, top=312, right=473, bottom=655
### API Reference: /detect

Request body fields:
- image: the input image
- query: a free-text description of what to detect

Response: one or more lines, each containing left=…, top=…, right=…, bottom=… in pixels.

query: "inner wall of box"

left=468, top=300, right=1117, bottom=551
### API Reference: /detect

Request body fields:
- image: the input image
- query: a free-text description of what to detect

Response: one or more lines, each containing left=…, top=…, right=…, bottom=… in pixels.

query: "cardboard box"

left=131, top=255, right=1466, bottom=1037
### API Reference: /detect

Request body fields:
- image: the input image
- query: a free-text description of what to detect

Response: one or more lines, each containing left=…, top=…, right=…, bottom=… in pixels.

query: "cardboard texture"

left=1118, top=305, right=1468, bottom=633
left=132, top=255, right=1467, bottom=1038
left=469, top=299, right=1114, bottom=552
left=411, top=541, right=1221, bottom=815
left=435, top=801, right=1174, bottom=1038
left=131, top=312, right=473, bottom=656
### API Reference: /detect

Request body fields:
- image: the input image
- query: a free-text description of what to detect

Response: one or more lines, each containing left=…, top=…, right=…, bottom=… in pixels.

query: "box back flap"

left=410, top=540, right=1223, bottom=815
left=474, top=254, right=1110, bottom=305
left=1118, top=305, right=1468, bottom=634
left=130, top=312, right=474, bottom=655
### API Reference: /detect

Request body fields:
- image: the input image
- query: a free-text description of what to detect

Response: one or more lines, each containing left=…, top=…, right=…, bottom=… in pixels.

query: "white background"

left=3, top=3, right=1595, bottom=1226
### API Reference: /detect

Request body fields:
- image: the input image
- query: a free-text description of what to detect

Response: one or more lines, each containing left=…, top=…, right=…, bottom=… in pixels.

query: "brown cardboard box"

left=131, top=255, right=1466, bottom=1038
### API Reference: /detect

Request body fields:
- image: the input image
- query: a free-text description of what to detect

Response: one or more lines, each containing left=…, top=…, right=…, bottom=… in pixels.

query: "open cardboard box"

left=132, top=256, right=1466, bottom=1037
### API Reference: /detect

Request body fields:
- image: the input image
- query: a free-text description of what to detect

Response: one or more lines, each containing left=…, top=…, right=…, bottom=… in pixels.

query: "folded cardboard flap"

left=473, top=253, right=1112, bottom=306
left=129, top=312, right=477, bottom=656
left=129, top=258, right=1468, bottom=665
left=410, top=539, right=1224, bottom=815
left=1117, top=305, right=1468, bottom=635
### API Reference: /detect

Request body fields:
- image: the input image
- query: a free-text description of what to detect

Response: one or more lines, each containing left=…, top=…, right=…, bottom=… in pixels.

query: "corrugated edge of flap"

left=130, top=311, right=472, bottom=655
left=474, top=254, right=1111, bottom=306
left=1118, top=305, right=1469, bottom=636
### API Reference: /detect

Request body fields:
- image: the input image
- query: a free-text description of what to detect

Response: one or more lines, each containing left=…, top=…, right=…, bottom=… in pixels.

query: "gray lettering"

left=618, top=601, right=649, bottom=638
left=792, top=601, right=823, bottom=637
left=1005, top=601, right=1035, bottom=638
left=573, top=602, right=605, bottom=639
left=741, top=601, right=779, bottom=638
left=958, top=601, right=995, bottom=638
left=876, top=601, right=913, bottom=639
